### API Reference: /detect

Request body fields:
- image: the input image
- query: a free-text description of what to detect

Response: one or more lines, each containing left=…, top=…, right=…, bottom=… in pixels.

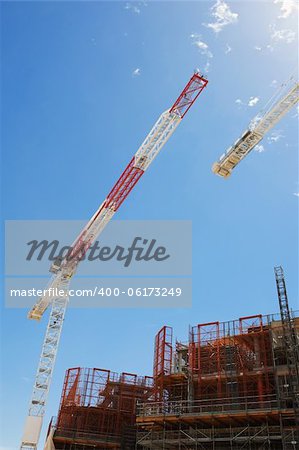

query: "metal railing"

left=137, top=394, right=280, bottom=417
left=136, top=425, right=283, bottom=445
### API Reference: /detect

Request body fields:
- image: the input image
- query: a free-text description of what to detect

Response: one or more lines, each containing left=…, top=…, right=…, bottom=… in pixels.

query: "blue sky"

left=1, top=1, right=298, bottom=448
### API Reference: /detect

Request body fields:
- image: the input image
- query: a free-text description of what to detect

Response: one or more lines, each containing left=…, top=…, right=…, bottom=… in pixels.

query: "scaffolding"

left=136, top=312, right=299, bottom=449
left=50, top=367, right=153, bottom=449
left=46, top=267, right=299, bottom=449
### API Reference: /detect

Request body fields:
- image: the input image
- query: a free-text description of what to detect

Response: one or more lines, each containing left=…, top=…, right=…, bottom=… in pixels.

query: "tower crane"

left=20, top=72, right=208, bottom=449
left=212, top=80, right=299, bottom=178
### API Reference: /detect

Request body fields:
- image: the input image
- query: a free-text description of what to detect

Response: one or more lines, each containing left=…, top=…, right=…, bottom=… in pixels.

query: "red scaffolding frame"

left=153, top=326, right=173, bottom=379
left=152, top=314, right=276, bottom=404
left=54, top=367, right=153, bottom=448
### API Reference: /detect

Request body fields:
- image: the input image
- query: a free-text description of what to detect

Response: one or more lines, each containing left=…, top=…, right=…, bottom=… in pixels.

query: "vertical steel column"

left=274, top=266, right=299, bottom=448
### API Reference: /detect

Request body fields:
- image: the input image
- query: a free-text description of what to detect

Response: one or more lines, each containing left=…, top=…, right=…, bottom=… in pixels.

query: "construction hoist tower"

left=20, top=73, right=208, bottom=449
left=274, top=266, right=299, bottom=412
left=274, top=266, right=299, bottom=450
left=212, top=79, right=299, bottom=178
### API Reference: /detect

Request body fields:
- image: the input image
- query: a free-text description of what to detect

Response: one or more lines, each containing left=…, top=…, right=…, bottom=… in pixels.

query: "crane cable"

left=250, top=69, right=298, bottom=131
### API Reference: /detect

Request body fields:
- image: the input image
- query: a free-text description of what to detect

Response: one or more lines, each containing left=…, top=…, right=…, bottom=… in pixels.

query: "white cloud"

left=255, top=144, right=265, bottom=153
left=236, top=97, right=260, bottom=108
left=190, top=34, right=213, bottom=72
left=124, top=2, right=147, bottom=14
left=195, top=40, right=210, bottom=53
left=248, top=96, right=259, bottom=107
left=270, top=79, right=278, bottom=87
left=204, top=61, right=211, bottom=72
left=274, top=0, right=298, bottom=19
left=204, top=0, right=238, bottom=33
left=270, top=24, right=296, bottom=43
left=254, top=45, right=262, bottom=51
left=132, top=68, right=141, bottom=77
left=293, top=192, right=299, bottom=197
left=190, top=34, right=213, bottom=58
left=225, top=43, right=232, bottom=54
left=267, top=130, right=284, bottom=143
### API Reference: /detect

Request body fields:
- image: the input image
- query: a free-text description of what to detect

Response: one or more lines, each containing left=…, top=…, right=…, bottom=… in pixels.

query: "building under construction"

left=46, top=267, right=299, bottom=449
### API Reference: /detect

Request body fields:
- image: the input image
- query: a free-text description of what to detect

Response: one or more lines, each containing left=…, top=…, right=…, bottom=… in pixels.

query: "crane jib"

left=212, top=81, right=299, bottom=178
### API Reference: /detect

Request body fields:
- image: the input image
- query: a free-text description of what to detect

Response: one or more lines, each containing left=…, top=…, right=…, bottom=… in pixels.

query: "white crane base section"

left=21, top=415, right=42, bottom=449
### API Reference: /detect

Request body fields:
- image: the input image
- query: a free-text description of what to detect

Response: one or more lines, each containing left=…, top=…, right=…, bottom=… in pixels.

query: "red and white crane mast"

left=20, top=73, right=208, bottom=449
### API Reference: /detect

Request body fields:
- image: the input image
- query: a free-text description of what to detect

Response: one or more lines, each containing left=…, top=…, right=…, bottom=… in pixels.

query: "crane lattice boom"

left=212, top=81, right=299, bottom=178
left=21, top=73, right=208, bottom=449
